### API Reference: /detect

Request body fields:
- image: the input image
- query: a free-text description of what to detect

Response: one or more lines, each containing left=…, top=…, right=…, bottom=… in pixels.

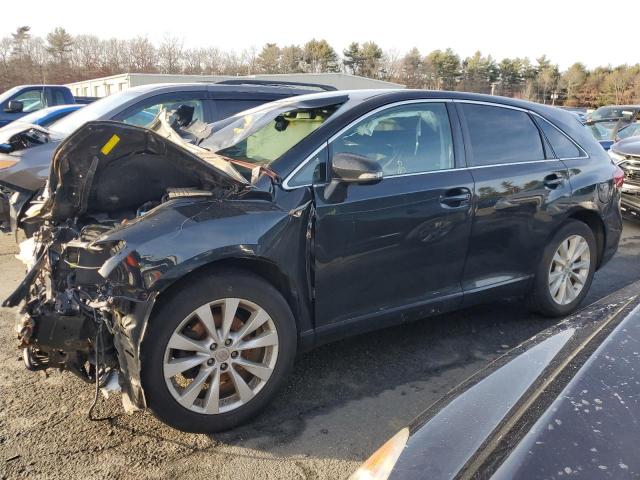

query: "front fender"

left=96, top=196, right=298, bottom=292
left=98, top=193, right=313, bottom=409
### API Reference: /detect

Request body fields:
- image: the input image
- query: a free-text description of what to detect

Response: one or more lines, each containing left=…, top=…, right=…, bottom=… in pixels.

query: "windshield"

left=618, top=123, right=640, bottom=140
left=49, top=89, right=141, bottom=136
left=591, top=106, right=636, bottom=121
left=200, top=99, right=342, bottom=181
left=586, top=121, right=618, bottom=141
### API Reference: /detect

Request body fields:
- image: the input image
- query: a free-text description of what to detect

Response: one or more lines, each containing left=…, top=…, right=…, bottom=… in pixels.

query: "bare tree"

left=128, top=36, right=157, bottom=72
left=202, top=47, right=223, bottom=74
left=0, top=26, right=638, bottom=107
left=157, top=34, right=183, bottom=73
left=182, top=48, right=205, bottom=74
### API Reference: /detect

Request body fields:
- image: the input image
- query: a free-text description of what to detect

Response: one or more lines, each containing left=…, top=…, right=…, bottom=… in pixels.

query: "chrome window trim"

left=282, top=98, right=454, bottom=190
left=466, top=158, right=560, bottom=170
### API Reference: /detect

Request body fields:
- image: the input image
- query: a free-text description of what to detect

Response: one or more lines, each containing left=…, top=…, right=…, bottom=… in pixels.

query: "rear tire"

left=527, top=220, right=597, bottom=317
left=141, top=269, right=297, bottom=432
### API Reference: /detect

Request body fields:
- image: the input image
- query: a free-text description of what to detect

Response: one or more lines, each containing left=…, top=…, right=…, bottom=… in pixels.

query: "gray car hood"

left=611, top=136, right=640, bottom=156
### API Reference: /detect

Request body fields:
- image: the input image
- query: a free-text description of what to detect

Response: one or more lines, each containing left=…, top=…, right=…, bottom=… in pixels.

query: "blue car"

left=7, top=104, right=84, bottom=128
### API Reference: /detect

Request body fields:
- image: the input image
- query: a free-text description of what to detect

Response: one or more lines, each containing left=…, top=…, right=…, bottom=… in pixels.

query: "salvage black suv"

left=3, top=90, right=623, bottom=432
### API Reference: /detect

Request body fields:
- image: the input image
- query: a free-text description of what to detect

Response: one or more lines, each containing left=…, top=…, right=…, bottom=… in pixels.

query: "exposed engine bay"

left=4, top=111, right=250, bottom=411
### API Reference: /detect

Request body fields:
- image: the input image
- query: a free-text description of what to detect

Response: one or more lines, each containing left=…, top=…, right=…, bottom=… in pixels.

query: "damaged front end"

left=3, top=118, right=248, bottom=410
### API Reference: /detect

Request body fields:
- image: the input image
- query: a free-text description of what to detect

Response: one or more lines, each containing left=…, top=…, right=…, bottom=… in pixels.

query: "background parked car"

left=0, top=80, right=334, bottom=232
left=584, top=105, right=640, bottom=149
left=558, top=106, right=588, bottom=122
left=0, top=104, right=84, bottom=155
left=5, top=89, right=623, bottom=433
left=0, top=84, right=94, bottom=127
left=615, top=121, right=640, bottom=142
left=609, top=137, right=640, bottom=218
left=3, top=104, right=84, bottom=128
left=350, top=285, right=640, bottom=480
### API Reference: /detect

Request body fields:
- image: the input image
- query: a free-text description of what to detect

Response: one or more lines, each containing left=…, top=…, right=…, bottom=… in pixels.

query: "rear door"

left=310, top=100, right=475, bottom=328
left=455, top=101, right=572, bottom=297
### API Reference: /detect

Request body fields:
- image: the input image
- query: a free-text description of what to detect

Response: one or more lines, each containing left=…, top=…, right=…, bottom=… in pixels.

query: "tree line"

left=2, top=26, right=639, bottom=107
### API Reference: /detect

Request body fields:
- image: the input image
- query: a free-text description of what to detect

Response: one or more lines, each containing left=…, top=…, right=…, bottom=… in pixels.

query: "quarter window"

left=536, top=117, right=583, bottom=158
left=330, top=103, right=454, bottom=176
left=461, top=104, right=545, bottom=166
left=287, top=145, right=328, bottom=187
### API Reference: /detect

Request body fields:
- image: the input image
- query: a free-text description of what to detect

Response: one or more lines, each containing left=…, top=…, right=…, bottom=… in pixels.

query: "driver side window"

left=330, top=102, right=454, bottom=176
left=14, top=89, right=45, bottom=113
left=121, top=98, right=204, bottom=127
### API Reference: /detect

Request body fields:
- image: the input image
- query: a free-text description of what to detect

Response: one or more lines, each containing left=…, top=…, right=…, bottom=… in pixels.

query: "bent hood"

left=0, top=122, right=50, bottom=147
left=44, top=120, right=248, bottom=222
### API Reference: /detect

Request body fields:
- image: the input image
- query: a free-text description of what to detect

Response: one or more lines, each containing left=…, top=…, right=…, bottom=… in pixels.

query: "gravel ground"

left=1, top=220, right=639, bottom=480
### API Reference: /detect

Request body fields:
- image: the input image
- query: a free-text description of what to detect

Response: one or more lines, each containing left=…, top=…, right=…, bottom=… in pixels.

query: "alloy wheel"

left=548, top=234, right=591, bottom=306
left=163, top=298, right=279, bottom=414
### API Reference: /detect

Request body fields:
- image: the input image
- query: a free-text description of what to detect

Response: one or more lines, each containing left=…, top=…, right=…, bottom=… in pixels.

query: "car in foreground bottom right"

left=351, top=281, right=640, bottom=480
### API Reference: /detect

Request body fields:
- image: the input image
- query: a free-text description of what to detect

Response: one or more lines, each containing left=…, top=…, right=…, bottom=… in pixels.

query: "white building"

left=66, top=73, right=405, bottom=98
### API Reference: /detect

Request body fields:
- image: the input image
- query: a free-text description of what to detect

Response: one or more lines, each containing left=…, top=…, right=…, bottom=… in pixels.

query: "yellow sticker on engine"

left=100, top=134, right=120, bottom=155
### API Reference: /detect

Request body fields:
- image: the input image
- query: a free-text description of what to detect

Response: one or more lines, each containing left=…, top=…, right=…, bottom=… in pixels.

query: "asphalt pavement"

left=1, top=219, right=639, bottom=479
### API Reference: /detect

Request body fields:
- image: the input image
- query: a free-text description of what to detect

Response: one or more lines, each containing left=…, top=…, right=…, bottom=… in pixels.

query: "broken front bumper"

left=3, top=232, right=152, bottom=411
left=621, top=184, right=640, bottom=219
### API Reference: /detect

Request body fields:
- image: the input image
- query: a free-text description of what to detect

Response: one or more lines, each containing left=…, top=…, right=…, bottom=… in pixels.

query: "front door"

left=313, top=101, right=475, bottom=328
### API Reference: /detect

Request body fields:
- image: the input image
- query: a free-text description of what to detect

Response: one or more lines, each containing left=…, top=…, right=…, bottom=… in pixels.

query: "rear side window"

left=53, top=90, right=67, bottom=105
left=536, top=117, right=583, bottom=158
left=213, top=99, right=269, bottom=122
left=461, top=103, right=545, bottom=166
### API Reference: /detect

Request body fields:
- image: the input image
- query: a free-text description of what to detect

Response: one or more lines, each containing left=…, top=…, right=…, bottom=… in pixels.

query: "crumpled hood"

left=0, top=122, right=49, bottom=146
left=44, top=120, right=248, bottom=221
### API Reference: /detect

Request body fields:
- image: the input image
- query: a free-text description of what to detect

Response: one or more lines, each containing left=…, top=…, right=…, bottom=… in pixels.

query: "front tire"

left=141, top=269, right=297, bottom=432
left=527, top=220, right=597, bottom=317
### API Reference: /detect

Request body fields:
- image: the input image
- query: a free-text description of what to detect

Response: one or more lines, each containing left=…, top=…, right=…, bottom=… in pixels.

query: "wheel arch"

left=149, top=255, right=310, bottom=336
left=565, top=208, right=606, bottom=269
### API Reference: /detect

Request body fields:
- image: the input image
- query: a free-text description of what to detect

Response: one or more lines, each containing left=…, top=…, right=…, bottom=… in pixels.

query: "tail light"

left=613, top=164, right=625, bottom=189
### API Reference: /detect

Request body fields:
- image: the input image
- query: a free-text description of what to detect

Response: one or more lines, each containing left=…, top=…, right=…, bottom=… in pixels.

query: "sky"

left=4, top=0, right=637, bottom=70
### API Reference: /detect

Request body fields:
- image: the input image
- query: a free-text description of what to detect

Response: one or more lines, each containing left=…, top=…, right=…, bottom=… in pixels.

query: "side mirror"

left=4, top=100, right=24, bottom=113
left=324, top=153, right=383, bottom=200
left=332, top=153, right=383, bottom=183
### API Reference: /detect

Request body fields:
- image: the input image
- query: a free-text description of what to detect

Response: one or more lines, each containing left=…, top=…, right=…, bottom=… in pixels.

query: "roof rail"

left=217, top=79, right=337, bottom=92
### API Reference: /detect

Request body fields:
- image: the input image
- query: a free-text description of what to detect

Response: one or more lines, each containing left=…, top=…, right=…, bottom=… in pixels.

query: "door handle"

left=544, top=173, right=565, bottom=189
left=440, top=188, right=472, bottom=208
